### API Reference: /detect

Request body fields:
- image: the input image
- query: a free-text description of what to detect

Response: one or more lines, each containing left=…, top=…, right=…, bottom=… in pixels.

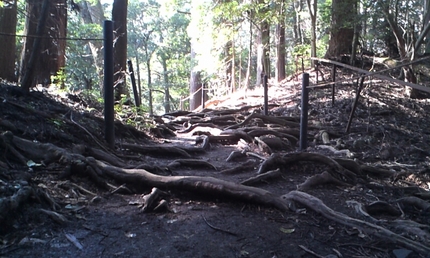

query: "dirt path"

left=1, top=66, right=430, bottom=258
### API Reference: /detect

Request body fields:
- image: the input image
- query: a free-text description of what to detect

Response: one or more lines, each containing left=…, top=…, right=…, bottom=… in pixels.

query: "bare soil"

left=1, top=64, right=430, bottom=258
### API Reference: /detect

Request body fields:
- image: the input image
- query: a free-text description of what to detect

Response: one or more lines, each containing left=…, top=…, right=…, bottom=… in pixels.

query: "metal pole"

left=346, top=76, right=365, bottom=133
left=263, top=75, right=269, bottom=115
left=104, top=20, right=115, bottom=148
left=201, top=86, right=205, bottom=109
left=331, top=65, right=336, bottom=106
left=127, top=60, right=140, bottom=107
left=299, top=73, right=309, bottom=151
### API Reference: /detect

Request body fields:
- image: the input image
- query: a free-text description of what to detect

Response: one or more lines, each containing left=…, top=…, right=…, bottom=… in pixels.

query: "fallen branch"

left=202, top=215, right=238, bottom=236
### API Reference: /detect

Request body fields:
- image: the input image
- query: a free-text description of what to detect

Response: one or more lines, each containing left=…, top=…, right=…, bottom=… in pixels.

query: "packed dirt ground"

left=1, top=62, right=430, bottom=258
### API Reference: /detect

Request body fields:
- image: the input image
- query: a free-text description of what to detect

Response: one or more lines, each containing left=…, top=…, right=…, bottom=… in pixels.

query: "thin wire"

left=0, top=32, right=103, bottom=41
left=307, top=55, right=430, bottom=89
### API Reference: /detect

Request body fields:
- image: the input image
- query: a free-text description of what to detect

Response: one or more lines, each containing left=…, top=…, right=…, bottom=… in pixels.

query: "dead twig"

left=202, top=215, right=238, bottom=236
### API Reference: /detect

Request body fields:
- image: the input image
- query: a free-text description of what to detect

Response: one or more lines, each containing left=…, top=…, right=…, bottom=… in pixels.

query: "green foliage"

left=10, top=0, right=429, bottom=117
left=65, top=6, right=104, bottom=92
left=51, top=68, right=66, bottom=87
left=319, top=0, right=332, bottom=29
left=293, top=44, right=310, bottom=58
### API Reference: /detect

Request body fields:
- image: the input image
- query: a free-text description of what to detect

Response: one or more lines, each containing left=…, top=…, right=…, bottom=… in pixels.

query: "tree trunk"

left=189, top=44, right=202, bottom=110
left=225, top=40, right=233, bottom=93
left=423, top=0, right=430, bottom=52
left=244, top=14, right=253, bottom=89
left=257, top=22, right=270, bottom=86
left=161, top=58, right=170, bottom=113
left=276, top=23, right=286, bottom=82
left=231, top=40, right=236, bottom=93
left=146, top=58, right=153, bottom=116
left=293, top=0, right=303, bottom=44
left=325, top=0, right=357, bottom=58
left=306, top=0, right=317, bottom=66
left=112, top=0, right=128, bottom=101
left=0, top=0, right=18, bottom=82
left=383, top=6, right=426, bottom=98
left=20, top=0, right=67, bottom=91
left=79, top=0, right=105, bottom=93
left=261, top=21, right=270, bottom=78
left=51, top=0, right=67, bottom=89
left=350, top=23, right=359, bottom=66
left=135, top=54, right=142, bottom=103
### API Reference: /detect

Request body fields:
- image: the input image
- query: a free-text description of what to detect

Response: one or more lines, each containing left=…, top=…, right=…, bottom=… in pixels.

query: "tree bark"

left=161, top=57, right=170, bottom=113
left=306, top=0, right=317, bottom=66
left=293, top=0, right=303, bottom=44
left=425, top=0, right=430, bottom=52
left=20, top=0, right=67, bottom=91
left=112, top=0, right=129, bottom=101
left=325, top=0, right=357, bottom=58
left=0, top=0, right=18, bottom=82
left=276, top=5, right=286, bottom=82
left=189, top=44, right=202, bottom=110
left=244, top=13, right=253, bottom=89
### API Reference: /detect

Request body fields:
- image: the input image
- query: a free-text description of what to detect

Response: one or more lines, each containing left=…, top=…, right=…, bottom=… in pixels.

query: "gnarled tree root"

left=281, top=191, right=430, bottom=255
left=4, top=132, right=429, bottom=255
left=258, top=152, right=357, bottom=184
left=0, top=186, right=33, bottom=223
left=87, top=158, right=291, bottom=212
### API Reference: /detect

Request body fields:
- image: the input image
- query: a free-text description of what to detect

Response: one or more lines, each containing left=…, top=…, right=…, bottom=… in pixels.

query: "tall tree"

left=244, top=7, right=253, bottom=89
left=306, top=0, right=317, bottom=65
left=276, top=0, right=286, bottom=82
left=112, top=0, right=128, bottom=100
left=189, top=43, right=202, bottom=110
left=292, top=0, right=303, bottom=44
left=423, top=0, right=430, bottom=53
left=256, top=0, right=270, bottom=85
left=325, top=0, right=357, bottom=58
left=0, top=0, right=18, bottom=81
left=78, top=0, right=105, bottom=91
left=128, top=0, right=160, bottom=114
left=20, top=0, right=67, bottom=91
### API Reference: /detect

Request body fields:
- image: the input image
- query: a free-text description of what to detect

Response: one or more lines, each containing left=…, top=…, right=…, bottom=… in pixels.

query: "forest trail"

left=1, top=64, right=430, bottom=257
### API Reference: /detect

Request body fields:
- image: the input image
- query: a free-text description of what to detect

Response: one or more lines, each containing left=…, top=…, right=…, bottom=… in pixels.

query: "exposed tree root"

left=241, top=169, right=282, bottom=186
left=206, top=131, right=253, bottom=144
left=225, top=113, right=302, bottom=130
left=120, top=143, right=192, bottom=158
left=3, top=132, right=429, bottom=255
left=220, top=160, right=259, bottom=174
left=0, top=186, right=33, bottom=223
left=397, top=196, right=430, bottom=211
left=87, top=159, right=291, bottom=212
left=167, top=159, right=217, bottom=170
left=247, top=129, right=298, bottom=145
left=297, top=171, right=352, bottom=191
left=258, top=152, right=357, bottom=184
left=281, top=191, right=430, bottom=255
left=178, top=122, right=220, bottom=133
left=73, top=144, right=125, bottom=168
